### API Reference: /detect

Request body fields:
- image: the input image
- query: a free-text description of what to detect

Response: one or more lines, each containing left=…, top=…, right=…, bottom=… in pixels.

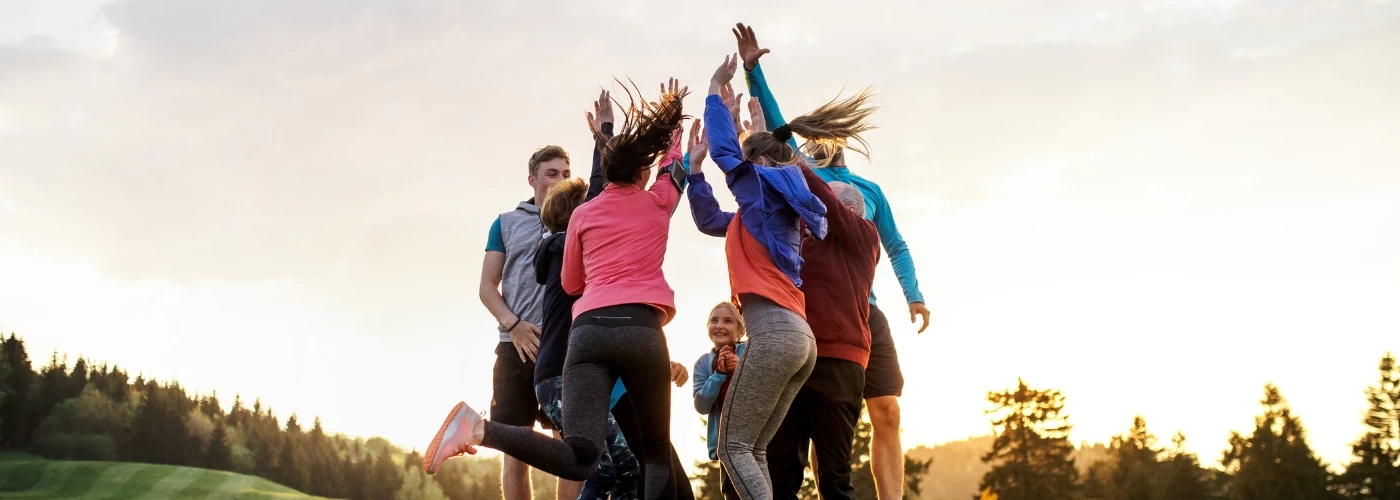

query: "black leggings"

left=482, top=304, right=679, bottom=500
left=614, top=392, right=696, bottom=500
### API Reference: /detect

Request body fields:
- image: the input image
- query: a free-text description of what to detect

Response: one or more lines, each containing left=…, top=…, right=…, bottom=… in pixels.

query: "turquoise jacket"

left=744, top=63, right=925, bottom=306
left=693, top=342, right=749, bottom=460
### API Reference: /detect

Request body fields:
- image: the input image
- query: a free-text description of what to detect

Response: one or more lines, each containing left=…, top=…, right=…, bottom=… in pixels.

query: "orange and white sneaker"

left=423, top=401, right=483, bottom=474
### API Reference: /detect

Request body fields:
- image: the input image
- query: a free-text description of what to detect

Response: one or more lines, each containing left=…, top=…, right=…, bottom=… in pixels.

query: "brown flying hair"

left=591, top=80, right=689, bottom=185
left=742, top=87, right=877, bottom=168
left=539, top=177, right=588, bottom=233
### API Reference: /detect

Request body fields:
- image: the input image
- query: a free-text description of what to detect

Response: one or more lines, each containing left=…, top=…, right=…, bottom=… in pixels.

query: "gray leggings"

left=717, top=294, right=817, bottom=500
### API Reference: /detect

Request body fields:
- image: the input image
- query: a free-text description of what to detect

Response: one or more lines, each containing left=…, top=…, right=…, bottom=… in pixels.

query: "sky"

left=2, top=0, right=1399, bottom=474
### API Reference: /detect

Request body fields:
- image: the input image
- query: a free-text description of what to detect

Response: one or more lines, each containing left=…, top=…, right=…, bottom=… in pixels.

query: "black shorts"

left=491, top=342, right=552, bottom=430
left=863, top=305, right=904, bottom=399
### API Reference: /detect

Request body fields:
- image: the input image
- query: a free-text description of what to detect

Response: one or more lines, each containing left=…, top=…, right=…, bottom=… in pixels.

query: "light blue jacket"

left=692, top=342, right=748, bottom=460
left=744, top=62, right=926, bottom=306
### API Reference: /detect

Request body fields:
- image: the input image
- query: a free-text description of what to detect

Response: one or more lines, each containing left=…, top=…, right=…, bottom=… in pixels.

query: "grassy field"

left=0, top=452, right=328, bottom=500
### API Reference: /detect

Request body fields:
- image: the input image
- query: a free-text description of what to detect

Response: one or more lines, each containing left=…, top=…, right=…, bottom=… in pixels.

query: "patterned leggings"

left=536, top=376, right=640, bottom=499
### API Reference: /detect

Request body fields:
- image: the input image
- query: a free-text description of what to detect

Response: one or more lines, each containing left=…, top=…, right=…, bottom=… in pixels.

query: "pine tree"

left=978, top=378, right=1078, bottom=500
left=207, top=420, right=233, bottom=471
left=70, top=357, right=89, bottom=394
left=1160, top=432, right=1224, bottom=500
left=1339, top=353, right=1400, bottom=499
left=368, top=445, right=403, bottom=500
left=276, top=414, right=309, bottom=492
left=1105, top=416, right=1161, bottom=500
left=904, top=455, right=934, bottom=500
left=0, top=334, right=36, bottom=448
left=396, top=464, right=449, bottom=500
left=1222, top=383, right=1339, bottom=500
left=28, top=352, right=71, bottom=442
left=306, top=417, right=343, bottom=498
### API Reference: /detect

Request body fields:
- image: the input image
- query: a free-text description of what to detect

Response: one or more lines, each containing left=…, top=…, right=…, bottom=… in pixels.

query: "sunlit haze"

left=2, top=0, right=1399, bottom=475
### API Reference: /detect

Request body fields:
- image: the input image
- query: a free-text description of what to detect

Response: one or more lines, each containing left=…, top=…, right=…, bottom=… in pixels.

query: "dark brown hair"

left=593, top=81, right=689, bottom=184
left=528, top=145, right=571, bottom=177
left=540, top=178, right=588, bottom=233
left=742, top=87, right=876, bottom=168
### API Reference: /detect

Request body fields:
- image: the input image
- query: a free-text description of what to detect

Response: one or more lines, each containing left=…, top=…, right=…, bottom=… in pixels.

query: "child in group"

left=425, top=79, right=691, bottom=500
left=692, top=302, right=749, bottom=500
left=731, top=23, right=928, bottom=500
left=689, top=52, right=877, bottom=500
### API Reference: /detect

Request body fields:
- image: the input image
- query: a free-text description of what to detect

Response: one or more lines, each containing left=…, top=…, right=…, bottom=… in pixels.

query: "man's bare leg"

left=867, top=395, right=902, bottom=500
left=553, top=429, right=582, bottom=500
left=503, top=455, right=532, bottom=500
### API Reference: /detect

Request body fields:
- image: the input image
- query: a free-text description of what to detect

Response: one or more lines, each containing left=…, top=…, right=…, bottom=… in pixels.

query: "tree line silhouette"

left=970, top=352, right=1400, bottom=500
left=2, top=331, right=1396, bottom=500
left=0, top=334, right=505, bottom=500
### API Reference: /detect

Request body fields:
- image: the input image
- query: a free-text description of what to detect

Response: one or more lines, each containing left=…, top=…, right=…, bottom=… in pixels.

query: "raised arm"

left=585, top=90, right=616, bottom=201
left=647, top=79, right=688, bottom=212
left=688, top=173, right=734, bottom=237
left=705, top=56, right=745, bottom=174
left=735, top=23, right=799, bottom=151
left=686, top=120, right=734, bottom=237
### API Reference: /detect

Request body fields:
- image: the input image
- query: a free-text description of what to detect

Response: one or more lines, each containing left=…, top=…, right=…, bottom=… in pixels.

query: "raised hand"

left=709, top=54, right=739, bottom=95
left=688, top=119, right=708, bottom=172
left=733, top=23, right=770, bottom=71
left=745, top=97, right=766, bottom=135
left=585, top=89, right=613, bottom=137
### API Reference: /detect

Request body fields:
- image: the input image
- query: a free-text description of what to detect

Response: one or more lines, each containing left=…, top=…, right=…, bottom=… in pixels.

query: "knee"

left=563, top=436, right=603, bottom=480
left=867, top=397, right=901, bottom=431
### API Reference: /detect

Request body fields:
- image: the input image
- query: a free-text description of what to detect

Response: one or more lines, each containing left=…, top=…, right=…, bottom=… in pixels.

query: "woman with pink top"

left=423, top=80, right=690, bottom=500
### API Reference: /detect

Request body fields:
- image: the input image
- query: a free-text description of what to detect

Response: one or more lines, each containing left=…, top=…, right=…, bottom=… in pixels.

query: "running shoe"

left=423, top=401, right=482, bottom=474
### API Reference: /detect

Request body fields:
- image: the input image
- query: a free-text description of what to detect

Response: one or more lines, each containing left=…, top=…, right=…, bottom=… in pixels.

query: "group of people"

left=420, top=23, right=931, bottom=500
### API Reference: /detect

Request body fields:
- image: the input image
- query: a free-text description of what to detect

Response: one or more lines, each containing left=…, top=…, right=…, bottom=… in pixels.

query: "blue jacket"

left=692, top=342, right=749, bottom=460
left=744, top=63, right=926, bottom=305
left=695, top=94, right=828, bottom=287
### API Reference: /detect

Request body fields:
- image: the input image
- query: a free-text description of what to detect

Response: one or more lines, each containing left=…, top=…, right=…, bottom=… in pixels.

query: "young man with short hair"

left=479, top=145, right=573, bottom=500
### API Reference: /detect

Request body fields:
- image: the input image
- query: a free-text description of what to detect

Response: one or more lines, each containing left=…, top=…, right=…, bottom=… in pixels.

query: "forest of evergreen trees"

left=0, top=334, right=508, bottom=500
left=968, top=353, right=1400, bottom=500
left=3, top=330, right=1396, bottom=500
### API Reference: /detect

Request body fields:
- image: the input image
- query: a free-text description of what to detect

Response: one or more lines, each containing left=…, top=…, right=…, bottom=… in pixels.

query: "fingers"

left=919, top=311, right=931, bottom=334
left=759, top=48, right=771, bottom=57
left=515, top=343, right=528, bottom=363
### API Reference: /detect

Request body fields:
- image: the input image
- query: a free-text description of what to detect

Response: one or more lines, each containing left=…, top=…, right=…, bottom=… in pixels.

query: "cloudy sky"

left=3, top=0, right=1399, bottom=473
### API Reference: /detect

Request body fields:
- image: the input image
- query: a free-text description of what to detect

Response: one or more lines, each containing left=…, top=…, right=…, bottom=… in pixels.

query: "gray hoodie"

left=493, top=200, right=547, bottom=342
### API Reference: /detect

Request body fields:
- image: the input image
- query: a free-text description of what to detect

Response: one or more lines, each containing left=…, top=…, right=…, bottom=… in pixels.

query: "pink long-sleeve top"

left=562, top=142, right=684, bottom=325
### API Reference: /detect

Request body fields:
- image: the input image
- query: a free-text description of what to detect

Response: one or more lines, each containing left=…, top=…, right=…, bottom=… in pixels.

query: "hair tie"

left=772, top=124, right=793, bottom=142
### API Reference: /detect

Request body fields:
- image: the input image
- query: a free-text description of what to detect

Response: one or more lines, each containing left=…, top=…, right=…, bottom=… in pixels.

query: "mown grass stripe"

left=169, top=469, right=227, bottom=500
left=202, top=473, right=251, bottom=500
left=8, top=461, right=110, bottom=499
left=107, top=465, right=176, bottom=500
left=134, top=466, right=200, bottom=500
left=70, top=462, right=145, bottom=500
left=0, top=461, right=46, bottom=492
left=16, top=460, right=78, bottom=496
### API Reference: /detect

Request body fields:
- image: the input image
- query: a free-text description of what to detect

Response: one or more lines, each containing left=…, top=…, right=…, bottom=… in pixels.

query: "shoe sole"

left=423, top=401, right=466, bottom=475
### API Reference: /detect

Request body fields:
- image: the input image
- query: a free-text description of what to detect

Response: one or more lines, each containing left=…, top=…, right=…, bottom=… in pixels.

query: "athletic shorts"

left=491, top=342, right=552, bottom=430
left=863, top=305, right=904, bottom=399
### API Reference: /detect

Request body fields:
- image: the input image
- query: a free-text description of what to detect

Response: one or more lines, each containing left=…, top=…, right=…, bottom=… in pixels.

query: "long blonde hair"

left=742, top=87, right=877, bottom=168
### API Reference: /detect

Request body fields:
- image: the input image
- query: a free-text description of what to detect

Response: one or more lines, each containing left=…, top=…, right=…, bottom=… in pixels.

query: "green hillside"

left=0, top=453, right=329, bottom=500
